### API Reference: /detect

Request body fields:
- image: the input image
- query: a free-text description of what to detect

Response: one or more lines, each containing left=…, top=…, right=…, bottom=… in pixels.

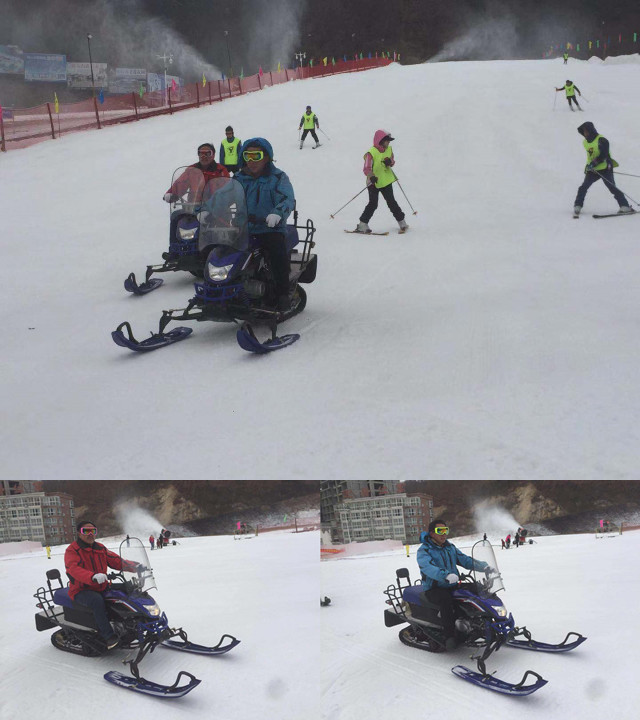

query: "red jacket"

left=64, top=539, right=128, bottom=600
left=167, top=162, right=230, bottom=203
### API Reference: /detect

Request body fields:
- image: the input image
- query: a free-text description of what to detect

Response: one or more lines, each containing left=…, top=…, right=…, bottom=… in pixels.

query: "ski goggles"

left=79, top=527, right=97, bottom=535
left=243, top=150, right=265, bottom=162
left=198, top=150, right=213, bottom=157
left=433, top=526, right=449, bottom=535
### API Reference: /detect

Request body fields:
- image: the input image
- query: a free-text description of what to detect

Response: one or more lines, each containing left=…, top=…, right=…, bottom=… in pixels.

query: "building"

left=321, top=481, right=433, bottom=544
left=0, top=483, right=75, bottom=545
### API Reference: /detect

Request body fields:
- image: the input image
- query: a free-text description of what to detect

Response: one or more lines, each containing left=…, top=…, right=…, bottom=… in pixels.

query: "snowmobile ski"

left=593, top=210, right=637, bottom=219
left=451, top=665, right=548, bottom=696
left=344, top=230, right=389, bottom=236
left=162, top=633, right=240, bottom=655
left=111, top=321, right=192, bottom=351
left=104, top=670, right=201, bottom=698
left=124, top=272, right=164, bottom=295
left=236, top=323, right=300, bottom=353
left=506, top=631, right=586, bottom=653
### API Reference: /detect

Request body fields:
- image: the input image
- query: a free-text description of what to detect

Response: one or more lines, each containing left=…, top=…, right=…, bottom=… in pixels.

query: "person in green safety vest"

left=555, top=80, right=582, bottom=111
left=573, top=121, right=634, bottom=216
left=563, top=52, right=569, bottom=64
left=299, top=105, right=320, bottom=149
left=354, top=129, right=408, bottom=233
left=220, top=126, right=242, bottom=174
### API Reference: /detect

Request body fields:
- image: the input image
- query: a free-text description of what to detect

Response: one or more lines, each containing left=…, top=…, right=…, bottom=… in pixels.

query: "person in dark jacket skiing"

left=555, top=80, right=582, bottom=111
left=416, top=520, right=490, bottom=650
left=573, top=122, right=634, bottom=216
left=64, top=521, right=135, bottom=650
left=235, top=136, right=296, bottom=311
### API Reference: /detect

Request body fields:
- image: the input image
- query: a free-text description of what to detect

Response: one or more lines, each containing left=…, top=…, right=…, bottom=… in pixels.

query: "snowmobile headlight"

left=146, top=602, right=161, bottom=616
left=495, top=606, right=507, bottom=617
left=208, top=263, right=234, bottom=282
left=178, top=226, right=198, bottom=240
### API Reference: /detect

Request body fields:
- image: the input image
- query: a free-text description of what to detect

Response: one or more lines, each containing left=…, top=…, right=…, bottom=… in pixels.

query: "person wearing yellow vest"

left=220, top=126, right=242, bottom=174
left=555, top=80, right=582, bottom=111
left=355, top=129, right=408, bottom=233
left=563, top=52, right=569, bottom=64
left=299, top=105, right=320, bottom=149
left=573, top=122, right=633, bottom=216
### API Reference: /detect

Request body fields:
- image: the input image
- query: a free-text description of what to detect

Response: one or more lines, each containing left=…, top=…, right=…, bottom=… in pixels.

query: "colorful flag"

left=171, top=78, right=177, bottom=92
left=54, top=93, right=59, bottom=113
left=258, top=66, right=263, bottom=76
left=343, top=54, right=347, bottom=62
left=635, top=33, right=637, bottom=42
left=139, top=83, right=144, bottom=98
left=309, top=59, right=313, bottom=67
left=202, top=72, right=206, bottom=87
left=277, top=61, right=281, bottom=72
left=360, top=52, right=363, bottom=59
left=332, top=57, right=335, bottom=66
left=0, top=104, right=3, bottom=120
left=222, top=72, right=225, bottom=80
left=369, top=52, right=372, bottom=59
left=98, top=89, right=104, bottom=104
left=240, top=67, right=244, bottom=79
left=323, top=57, right=327, bottom=66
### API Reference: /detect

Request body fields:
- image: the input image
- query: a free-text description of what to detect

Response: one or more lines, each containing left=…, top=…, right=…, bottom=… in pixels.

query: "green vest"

left=583, top=134, right=618, bottom=172
left=302, top=112, right=316, bottom=130
left=565, top=82, right=575, bottom=97
left=222, top=137, right=241, bottom=165
left=367, top=145, right=395, bottom=189
left=563, top=53, right=569, bottom=60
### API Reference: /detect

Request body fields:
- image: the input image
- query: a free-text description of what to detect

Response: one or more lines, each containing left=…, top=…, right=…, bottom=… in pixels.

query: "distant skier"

left=505, top=534, right=511, bottom=549
left=220, top=126, right=242, bottom=174
left=149, top=535, right=154, bottom=550
left=126, top=534, right=130, bottom=547
left=573, top=122, right=634, bottom=217
left=354, top=129, right=408, bottom=234
left=563, top=51, right=569, bottom=65
left=555, top=80, right=582, bottom=111
left=45, top=545, right=51, bottom=559
left=299, top=105, right=320, bottom=149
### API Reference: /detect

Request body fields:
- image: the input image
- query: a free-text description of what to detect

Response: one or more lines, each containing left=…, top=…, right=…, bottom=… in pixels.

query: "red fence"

left=0, top=58, right=392, bottom=152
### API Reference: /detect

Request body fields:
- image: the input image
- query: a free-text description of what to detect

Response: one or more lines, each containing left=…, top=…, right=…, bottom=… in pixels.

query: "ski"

left=344, top=230, right=389, bottom=236
left=593, top=211, right=637, bottom=219
left=236, top=323, right=300, bottom=354
left=451, top=665, right=548, bottom=696
left=104, top=670, right=201, bottom=698
left=111, top=322, right=192, bottom=352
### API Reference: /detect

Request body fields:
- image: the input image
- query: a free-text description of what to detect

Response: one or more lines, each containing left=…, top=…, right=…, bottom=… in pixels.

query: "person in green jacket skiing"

left=555, top=80, right=582, bottom=111
left=563, top=51, right=569, bottom=64
left=220, top=126, right=242, bottom=174
left=299, top=106, right=320, bottom=149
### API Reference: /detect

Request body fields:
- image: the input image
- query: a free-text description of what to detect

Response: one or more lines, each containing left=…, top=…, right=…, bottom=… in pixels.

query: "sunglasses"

left=433, top=526, right=449, bottom=535
left=80, top=527, right=97, bottom=535
left=198, top=151, right=213, bottom=157
left=243, top=150, right=265, bottom=162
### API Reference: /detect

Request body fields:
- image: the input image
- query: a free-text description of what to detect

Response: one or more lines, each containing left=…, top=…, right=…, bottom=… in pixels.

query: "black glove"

left=383, top=157, right=392, bottom=167
left=369, top=175, right=378, bottom=184
left=585, top=162, right=595, bottom=172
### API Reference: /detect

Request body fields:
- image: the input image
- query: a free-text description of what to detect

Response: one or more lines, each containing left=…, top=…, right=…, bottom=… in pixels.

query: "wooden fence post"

left=46, top=103, right=56, bottom=139
left=93, top=97, right=101, bottom=129
left=0, top=111, right=5, bottom=152
left=218, top=80, right=223, bottom=102
left=168, top=87, right=173, bottom=114
left=196, top=81, right=200, bottom=107
left=132, top=92, right=139, bottom=120
left=227, top=78, right=232, bottom=97
left=208, top=81, right=212, bottom=104
left=258, top=73, right=262, bottom=89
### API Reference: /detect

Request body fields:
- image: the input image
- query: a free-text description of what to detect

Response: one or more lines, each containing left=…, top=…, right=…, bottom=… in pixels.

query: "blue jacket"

left=234, top=137, right=295, bottom=236
left=417, top=532, right=486, bottom=590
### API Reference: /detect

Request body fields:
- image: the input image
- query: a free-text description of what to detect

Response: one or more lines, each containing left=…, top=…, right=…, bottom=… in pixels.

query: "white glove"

left=163, top=192, right=174, bottom=203
left=92, top=573, right=108, bottom=584
left=265, top=213, right=281, bottom=228
left=445, top=573, right=459, bottom=584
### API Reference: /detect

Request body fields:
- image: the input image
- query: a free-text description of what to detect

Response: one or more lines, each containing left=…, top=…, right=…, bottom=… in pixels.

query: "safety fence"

left=0, top=57, right=392, bottom=152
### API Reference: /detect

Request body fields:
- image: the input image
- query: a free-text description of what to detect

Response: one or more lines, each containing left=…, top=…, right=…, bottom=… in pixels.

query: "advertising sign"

left=0, top=45, right=24, bottom=74
left=110, top=67, right=146, bottom=94
left=146, top=72, right=164, bottom=92
left=66, top=62, right=108, bottom=88
left=24, top=53, right=67, bottom=82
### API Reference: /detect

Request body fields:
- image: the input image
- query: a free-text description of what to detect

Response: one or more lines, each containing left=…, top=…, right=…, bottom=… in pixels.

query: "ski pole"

left=553, top=90, right=558, bottom=111
left=392, top=172, right=418, bottom=215
left=580, top=95, right=589, bottom=102
left=614, top=171, right=640, bottom=179
left=594, top=169, right=640, bottom=207
left=329, top=186, right=368, bottom=218
left=319, top=128, right=331, bottom=140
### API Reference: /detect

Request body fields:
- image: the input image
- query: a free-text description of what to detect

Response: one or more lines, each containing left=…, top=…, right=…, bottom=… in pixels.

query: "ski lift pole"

left=319, top=127, right=331, bottom=140
left=594, top=169, right=640, bottom=207
left=329, top=186, right=368, bottom=218
left=392, top=172, right=418, bottom=215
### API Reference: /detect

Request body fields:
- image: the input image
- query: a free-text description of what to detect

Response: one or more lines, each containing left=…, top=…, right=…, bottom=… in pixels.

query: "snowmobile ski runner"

left=383, top=539, right=586, bottom=696
left=34, top=537, right=239, bottom=699
left=111, top=322, right=192, bottom=352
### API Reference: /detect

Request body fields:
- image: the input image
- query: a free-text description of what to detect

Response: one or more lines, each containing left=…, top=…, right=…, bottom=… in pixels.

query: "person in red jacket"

left=64, top=521, right=130, bottom=650
left=164, top=143, right=230, bottom=204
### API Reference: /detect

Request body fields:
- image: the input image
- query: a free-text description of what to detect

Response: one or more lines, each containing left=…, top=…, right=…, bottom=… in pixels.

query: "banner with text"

left=0, top=45, right=24, bottom=74
left=66, top=62, right=108, bottom=89
left=24, top=53, right=67, bottom=82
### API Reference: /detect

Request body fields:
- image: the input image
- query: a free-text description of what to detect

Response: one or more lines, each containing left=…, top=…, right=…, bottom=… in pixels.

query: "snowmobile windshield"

left=117, top=537, right=157, bottom=594
left=197, top=176, right=249, bottom=252
left=168, top=165, right=207, bottom=213
left=470, top=539, right=505, bottom=596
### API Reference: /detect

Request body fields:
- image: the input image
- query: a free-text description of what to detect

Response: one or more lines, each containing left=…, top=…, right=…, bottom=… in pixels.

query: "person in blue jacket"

left=234, top=137, right=296, bottom=311
left=417, top=520, right=489, bottom=650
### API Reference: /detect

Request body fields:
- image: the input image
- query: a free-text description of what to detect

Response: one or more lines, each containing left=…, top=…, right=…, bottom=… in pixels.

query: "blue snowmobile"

left=383, top=539, right=586, bottom=696
left=34, top=537, right=239, bottom=698
left=112, top=175, right=317, bottom=353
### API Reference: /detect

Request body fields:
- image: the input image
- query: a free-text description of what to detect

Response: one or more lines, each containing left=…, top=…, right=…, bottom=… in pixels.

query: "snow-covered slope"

left=2, top=57, right=640, bottom=479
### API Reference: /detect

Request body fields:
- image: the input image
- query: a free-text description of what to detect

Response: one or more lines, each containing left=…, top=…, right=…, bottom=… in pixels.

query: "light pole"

left=156, top=52, right=173, bottom=105
left=87, top=33, right=96, bottom=99
left=295, top=51, right=306, bottom=68
left=223, top=30, right=233, bottom=77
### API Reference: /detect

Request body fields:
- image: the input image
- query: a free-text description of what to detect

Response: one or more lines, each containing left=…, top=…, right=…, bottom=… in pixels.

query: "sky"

left=1, top=55, right=640, bottom=479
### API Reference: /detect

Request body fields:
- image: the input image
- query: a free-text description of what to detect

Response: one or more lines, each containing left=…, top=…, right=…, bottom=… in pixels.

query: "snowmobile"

left=112, top=175, right=317, bottom=353
left=33, top=537, right=240, bottom=699
left=383, top=539, right=586, bottom=696
left=123, top=166, right=215, bottom=295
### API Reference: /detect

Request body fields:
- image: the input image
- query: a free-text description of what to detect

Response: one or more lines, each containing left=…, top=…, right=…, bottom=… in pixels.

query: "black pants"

left=360, top=184, right=405, bottom=223
left=255, top=231, right=290, bottom=297
left=575, top=168, right=628, bottom=208
left=74, top=590, right=112, bottom=639
left=223, top=163, right=239, bottom=174
left=567, top=95, right=580, bottom=109
left=301, top=129, right=319, bottom=144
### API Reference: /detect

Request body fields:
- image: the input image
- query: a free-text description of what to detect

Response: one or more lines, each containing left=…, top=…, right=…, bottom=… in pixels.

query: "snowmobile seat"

left=403, top=585, right=441, bottom=611
left=53, top=587, right=75, bottom=608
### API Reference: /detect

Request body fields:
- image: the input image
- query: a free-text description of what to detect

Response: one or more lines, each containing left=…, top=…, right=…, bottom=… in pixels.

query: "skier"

left=149, top=534, right=155, bottom=550
left=555, top=80, right=582, bottom=111
left=45, top=545, right=51, bottom=560
left=126, top=534, right=130, bottom=547
left=219, top=126, right=242, bottom=174
left=235, top=137, right=296, bottom=311
left=417, top=520, right=491, bottom=650
left=563, top=51, right=569, bottom=64
left=354, top=129, right=408, bottom=233
left=573, top=122, right=634, bottom=217
left=505, top=533, right=511, bottom=548
left=299, top=105, right=320, bottom=149
left=64, top=522, right=134, bottom=650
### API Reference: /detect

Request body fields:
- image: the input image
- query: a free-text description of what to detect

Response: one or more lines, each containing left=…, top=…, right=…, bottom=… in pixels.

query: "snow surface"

left=321, top=529, right=640, bottom=719
left=0, top=529, right=319, bottom=719
left=2, top=57, right=640, bottom=479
